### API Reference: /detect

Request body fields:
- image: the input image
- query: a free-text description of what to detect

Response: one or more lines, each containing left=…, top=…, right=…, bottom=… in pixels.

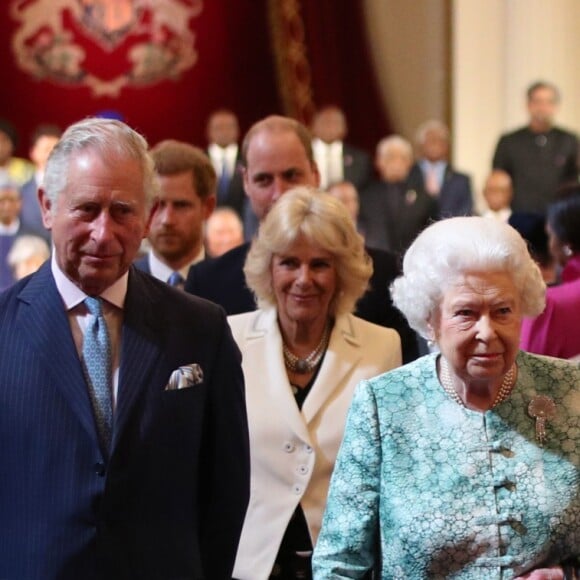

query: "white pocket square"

left=164, top=364, right=204, bottom=391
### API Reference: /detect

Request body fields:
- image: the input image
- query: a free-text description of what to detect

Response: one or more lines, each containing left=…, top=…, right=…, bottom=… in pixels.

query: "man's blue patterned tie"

left=167, top=271, right=184, bottom=287
left=83, top=296, right=113, bottom=452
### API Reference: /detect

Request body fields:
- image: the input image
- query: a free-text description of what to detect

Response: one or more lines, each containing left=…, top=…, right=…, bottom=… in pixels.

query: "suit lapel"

left=112, top=269, right=163, bottom=449
left=302, top=315, right=362, bottom=424
left=17, top=263, right=100, bottom=447
left=244, top=309, right=311, bottom=443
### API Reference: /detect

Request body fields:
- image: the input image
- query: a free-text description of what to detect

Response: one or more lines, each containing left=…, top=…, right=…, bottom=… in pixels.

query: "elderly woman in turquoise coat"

left=313, top=216, right=580, bottom=580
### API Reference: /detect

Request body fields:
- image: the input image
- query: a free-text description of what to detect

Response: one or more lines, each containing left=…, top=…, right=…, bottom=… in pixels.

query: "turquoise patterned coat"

left=313, top=352, right=580, bottom=579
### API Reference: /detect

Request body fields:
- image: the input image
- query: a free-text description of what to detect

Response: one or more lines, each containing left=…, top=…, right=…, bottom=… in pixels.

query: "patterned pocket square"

left=164, top=364, right=204, bottom=391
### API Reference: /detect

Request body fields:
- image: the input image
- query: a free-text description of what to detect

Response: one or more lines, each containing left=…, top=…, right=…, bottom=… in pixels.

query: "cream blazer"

left=229, top=307, right=402, bottom=580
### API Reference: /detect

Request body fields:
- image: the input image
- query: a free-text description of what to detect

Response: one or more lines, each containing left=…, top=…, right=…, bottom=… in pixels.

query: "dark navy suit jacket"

left=184, top=243, right=419, bottom=364
left=408, top=162, right=473, bottom=218
left=343, top=143, right=373, bottom=191
left=0, top=263, right=250, bottom=579
left=133, top=253, right=151, bottom=275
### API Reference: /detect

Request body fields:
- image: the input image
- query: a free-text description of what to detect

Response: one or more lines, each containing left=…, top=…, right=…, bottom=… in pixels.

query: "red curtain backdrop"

left=268, top=0, right=392, bottom=154
left=299, top=1, right=392, bottom=152
left=0, top=0, right=280, bottom=154
left=0, top=1, right=390, bottom=156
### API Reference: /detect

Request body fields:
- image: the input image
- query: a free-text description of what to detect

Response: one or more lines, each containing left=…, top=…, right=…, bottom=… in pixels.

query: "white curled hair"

left=391, top=216, right=546, bottom=338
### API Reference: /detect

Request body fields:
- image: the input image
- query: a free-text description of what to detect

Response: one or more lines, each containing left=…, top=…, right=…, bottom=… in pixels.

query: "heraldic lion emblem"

left=10, top=0, right=203, bottom=96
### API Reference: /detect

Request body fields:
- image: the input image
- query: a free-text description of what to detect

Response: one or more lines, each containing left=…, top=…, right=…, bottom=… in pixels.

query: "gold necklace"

left=283, top=324, right=331, bottom=374
left=439, top=357, right=517, bottom=408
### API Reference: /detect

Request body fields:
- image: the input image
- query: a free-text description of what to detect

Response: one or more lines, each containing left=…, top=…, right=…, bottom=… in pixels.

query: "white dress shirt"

left=147, top=248, right=205, bottom=284
left=208, top=143, right=238, bottom=178
left=312, top=139, right=344, bottom=189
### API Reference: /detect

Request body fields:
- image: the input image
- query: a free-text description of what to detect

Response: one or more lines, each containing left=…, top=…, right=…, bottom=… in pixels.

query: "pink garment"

left=520, top=255, right=580, bottom=359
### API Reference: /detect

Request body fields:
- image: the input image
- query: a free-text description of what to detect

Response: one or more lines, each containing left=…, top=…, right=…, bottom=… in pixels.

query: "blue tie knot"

left=167, top=271, right=184, bottom=287
left=85, top=295, right=103, bottom=317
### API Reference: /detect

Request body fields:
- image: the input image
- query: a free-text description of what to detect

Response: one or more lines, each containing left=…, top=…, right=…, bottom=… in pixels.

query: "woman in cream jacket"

left=229, top=188, right=402, bottom=580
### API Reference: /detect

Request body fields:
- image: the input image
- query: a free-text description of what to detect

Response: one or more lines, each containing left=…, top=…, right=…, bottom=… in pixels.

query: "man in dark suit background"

left=0, top=118, right=250, bottom=579
left=492, top=80, right=579, bottom=215
left=360, top=135, right=438, bottom=257
left=408, top=119, right=473, bottom=218
left=19, top=123, right=62, bottom=241
left=311, top=105, right=373, bottom=192
left=185, top=115, right=419, bottom=363
left=0, top=177, right=44, bottom=291
left=134, top=140, right=216, bottom=287
left=205, top=109, right=245, bottom=217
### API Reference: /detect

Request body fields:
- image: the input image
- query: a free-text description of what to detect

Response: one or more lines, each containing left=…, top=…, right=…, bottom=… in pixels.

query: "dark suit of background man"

left=185, top=115, right=419, bottom=363
left=492, top=80, right=579, bottom=215
left=0, top=118, right=250, bottom=580
left=19, top=123, right=62, bottom=241
left=408, top=119, right=473, bottom=218
left=0, top=177, right=42, bottom=291
left=310, top=105, right=372, bottom=192
left=359, top=135, right=438, bottom=257
left=134, top=140, right=216, bottom=287
left=206, top=109, right=246, bottom=218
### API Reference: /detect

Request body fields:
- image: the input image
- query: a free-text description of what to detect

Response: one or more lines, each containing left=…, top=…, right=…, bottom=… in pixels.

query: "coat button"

left=94, top=462, right=106, bottom=477
left=297, top=465, right=309, bottom=475
left=293, top=484, right=303, bottom=495
left=283, top=442, right=295, bottom=453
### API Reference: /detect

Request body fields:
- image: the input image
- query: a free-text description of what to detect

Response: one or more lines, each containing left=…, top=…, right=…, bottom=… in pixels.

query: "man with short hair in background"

left=492, top=80, right=579, bottom=214
left=409, top=119, right=473, bottom=218
left=205, top=206, right=244, bottom=257
left=186, top=115, right=419, bottom=363
left=206, top=109, right=245, bottom=217
left=134, top=140, right=216, bottom=288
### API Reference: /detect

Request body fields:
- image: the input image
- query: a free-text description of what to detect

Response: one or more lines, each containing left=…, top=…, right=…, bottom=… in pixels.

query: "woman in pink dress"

left=520, top=189, right=580, bottom=359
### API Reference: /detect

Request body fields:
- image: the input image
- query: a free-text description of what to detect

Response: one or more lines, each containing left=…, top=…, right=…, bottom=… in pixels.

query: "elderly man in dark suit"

left=185, top=115, right=419, bottom=363
left=360, top=135, right=438, bottom=256
left=0, top=118, right=250, bottom=580
left=0, top=177, right=44, bottom=291
left=408, top=119, right=473, bottom=219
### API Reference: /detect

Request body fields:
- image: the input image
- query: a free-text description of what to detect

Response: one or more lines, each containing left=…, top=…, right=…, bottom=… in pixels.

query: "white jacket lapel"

left=302, top=314, right=361, bottom=424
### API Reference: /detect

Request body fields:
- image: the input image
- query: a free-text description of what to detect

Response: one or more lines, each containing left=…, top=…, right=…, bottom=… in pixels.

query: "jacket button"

left=283, top=442, right=295, bottom=453
left=94, top=463, right=106, bottom=477
left=297, top=465, right=309, bottom=475
left=293, top=484, right=303, bottom=495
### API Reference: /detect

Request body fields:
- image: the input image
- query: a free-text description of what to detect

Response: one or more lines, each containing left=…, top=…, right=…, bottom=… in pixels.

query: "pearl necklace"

left=283, top=324, right=331, bottom=374
left=439, top=357, right=517, bottom=408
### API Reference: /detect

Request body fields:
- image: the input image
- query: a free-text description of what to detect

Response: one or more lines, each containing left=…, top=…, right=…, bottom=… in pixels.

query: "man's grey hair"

left=414, top=119, right=450, bottom=146
left=376, top=135, right=413, bottom=159
left=43, top=117, right=157, bottom=210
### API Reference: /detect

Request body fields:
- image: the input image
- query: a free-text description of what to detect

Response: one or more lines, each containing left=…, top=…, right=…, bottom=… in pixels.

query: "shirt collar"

left=148, top=248, right=204, bottom=282
left=208, top=143, right=238, bottom=157
left=420, top=159, right=447, bottom=172
left=0, top=219, right=20, bottom=235
left=312, top=138, right=343, bottom=151
left=51, top=252, right=128, bottom=311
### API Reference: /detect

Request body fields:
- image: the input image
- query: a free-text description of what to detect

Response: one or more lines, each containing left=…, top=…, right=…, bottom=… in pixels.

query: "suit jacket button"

left=94, top=463, right=106, bottom=477
left=283, top=442, right=295, bottom=453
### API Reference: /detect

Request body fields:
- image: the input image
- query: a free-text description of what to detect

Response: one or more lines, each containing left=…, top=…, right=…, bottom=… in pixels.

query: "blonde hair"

left=244, top=187, right=372, bottom=316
